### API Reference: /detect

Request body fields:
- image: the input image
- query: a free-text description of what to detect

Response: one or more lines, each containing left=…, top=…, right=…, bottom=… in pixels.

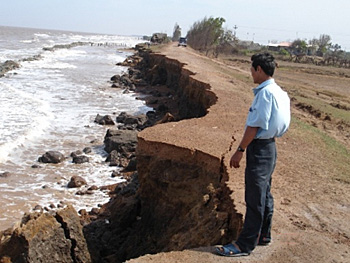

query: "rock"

left=72, top=155, right=89, bottom=164
left=122, top=157, right=137, bottom=172
left=116, top=111, right=128, bottom=123
left=33, top=205, right=43, bottom=212
left=120, top=75, right=132, bottom=87
left=67, top=176, right=87, bottom=188
left=38, top=151, right=65, bottom=164
left=110, top=74, right=121, bottom=82
left=0, top=205, right=91, bottom=263
left=110, top=74, right=134, bottom=91
left=94, top=114, right=115, bottom=125
left=0, top=60, right=20, bottom=77
left=108, top=150, right=120, bottom=166
left=116, top=112, right=148, bottom=129
left=0, top=172, right=10, bottom=178
left=89, top=208, right=99, bottom=215
left=71, top=150, right=83, bottom=158
left=111, top=83, right=121, bottom=88
left=31, top=164, right=41, bottom=168
left=155, top=112, right=175, bottom=124
left=104, top=129, right=138, bottom=154
left=76, top=190, right=93, bottom=195
left=83, top=147, right=92, bottom=154
left=88, top=185, right=98, bottom=191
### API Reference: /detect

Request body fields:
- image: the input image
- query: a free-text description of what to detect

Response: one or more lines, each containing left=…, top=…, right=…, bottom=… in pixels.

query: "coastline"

left=0, top=32, right=148, bottom=229
left=0, top=42, right=245, bottom=262
left=1, top=42, right=350, bottom=263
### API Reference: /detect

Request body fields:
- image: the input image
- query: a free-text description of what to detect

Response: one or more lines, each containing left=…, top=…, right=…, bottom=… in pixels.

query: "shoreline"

left=0, top=43, right=244, bottom=262
left=1, top=42, right=349, bottom=263
left=0, top=41, right=148, bottom=230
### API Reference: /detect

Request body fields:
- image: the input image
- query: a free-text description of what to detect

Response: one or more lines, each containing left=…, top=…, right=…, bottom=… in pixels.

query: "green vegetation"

left=186, top=17, right=233, bottom=57
left=172, top=23, right=181, bottom=41
left=180, top=17, right=350, bottom=67
left=291, top=117, right=350, bottom=183
left=293, top=94, right=350, bottom=123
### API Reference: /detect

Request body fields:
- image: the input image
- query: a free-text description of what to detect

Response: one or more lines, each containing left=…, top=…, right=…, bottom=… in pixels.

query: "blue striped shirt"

left=246, top=79, right=291, bottom=139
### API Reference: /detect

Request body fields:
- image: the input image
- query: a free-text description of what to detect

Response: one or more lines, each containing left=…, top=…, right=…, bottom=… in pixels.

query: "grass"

left=293, top=94, right=350, bottom=123
left=291, top=117, right=350, bottom=183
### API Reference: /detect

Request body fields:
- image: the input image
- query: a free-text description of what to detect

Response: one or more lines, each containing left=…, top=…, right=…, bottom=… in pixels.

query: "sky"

left=1, top=0, right=349, bottom=50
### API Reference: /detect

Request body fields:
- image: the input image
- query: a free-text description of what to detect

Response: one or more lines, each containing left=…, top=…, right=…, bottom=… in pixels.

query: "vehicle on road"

left=178, top=37, right=187, bottom=47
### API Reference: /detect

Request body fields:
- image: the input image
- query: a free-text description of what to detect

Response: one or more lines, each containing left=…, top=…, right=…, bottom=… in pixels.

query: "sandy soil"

left=127, top=44, right=350, bottom=263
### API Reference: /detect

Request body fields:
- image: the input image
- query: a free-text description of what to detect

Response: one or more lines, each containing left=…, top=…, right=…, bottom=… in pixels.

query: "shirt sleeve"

left=246, top=89, right=273, bottom=130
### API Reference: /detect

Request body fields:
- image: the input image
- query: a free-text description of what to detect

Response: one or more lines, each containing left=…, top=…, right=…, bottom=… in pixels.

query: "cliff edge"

left=83, top=44, right=249, bottom=262
left=0, top=43, right=249, bottom=262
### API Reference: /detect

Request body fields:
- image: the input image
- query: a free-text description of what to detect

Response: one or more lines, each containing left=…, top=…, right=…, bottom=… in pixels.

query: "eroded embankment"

left=0, top=46, right=243, bottom=263
left=82, top=48, right=243, bottom=262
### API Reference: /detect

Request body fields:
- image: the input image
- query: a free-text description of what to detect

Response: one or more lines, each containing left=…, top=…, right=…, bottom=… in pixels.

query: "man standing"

left=216, top=52, right=290, bottom=257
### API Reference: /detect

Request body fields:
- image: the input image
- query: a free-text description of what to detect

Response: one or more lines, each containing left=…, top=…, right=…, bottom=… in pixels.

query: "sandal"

left=258, top=237, right=272, bottom=246
left=215, top=243, right=249, bottom=257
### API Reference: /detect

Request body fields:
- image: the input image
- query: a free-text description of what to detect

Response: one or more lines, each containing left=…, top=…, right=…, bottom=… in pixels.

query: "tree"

left=291, top=39, right=308, bottom=54
left=187, top=17, right=226, bottom=55
left=318, top=34, right=331, bottom=56
left=214, top=28, right=235, bottom=57
left=172, top=23, right=182, bottom=42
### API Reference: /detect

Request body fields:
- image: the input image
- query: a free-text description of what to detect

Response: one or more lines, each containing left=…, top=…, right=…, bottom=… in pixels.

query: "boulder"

left=125, top=115, right=147, bottom=126
left=71, top=150, right=83, bottom=158
left=0, top=205, right=91, bottom=263
left=108, top=150, right=120, bottom=167
left=116, top=112, right=148, bottom=130
left=67, top=176, right=87, bottom=188
left=104, top=129, right=138, bottom=154
left=0, top=172, right=10, bottom=178
left=110, top=74, right=134, bottom=90
left=122, top=157, right=137, bottom=172
left=0, top=60, right=20, bottom=77
left=94, top=114, right=115, bottom=125
left=38, top=151, right=65, bottom=164
left=83, top=147, right=92, bottom=154
left=116, top=112, right=128, bottom=123
left=120, top=75, right=132, bottom=87
left=72, top=155, right=89, bottom=164
left=110, top=74, right=121, bottom=82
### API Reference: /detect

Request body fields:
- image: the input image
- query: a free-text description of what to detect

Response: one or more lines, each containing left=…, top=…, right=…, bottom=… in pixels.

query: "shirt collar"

left=253, top=78, right=275, bottom=95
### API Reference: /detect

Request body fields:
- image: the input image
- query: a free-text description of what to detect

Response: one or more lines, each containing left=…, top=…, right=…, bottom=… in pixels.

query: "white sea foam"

left=0, top=82, right=53, bottom=163
left=0, top=28, right=148, bottom=229
left=34, top=33, right=50, bottom=39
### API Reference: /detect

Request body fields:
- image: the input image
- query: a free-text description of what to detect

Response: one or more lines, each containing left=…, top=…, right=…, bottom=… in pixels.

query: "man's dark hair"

left=251, top=52, right=276, bottom=77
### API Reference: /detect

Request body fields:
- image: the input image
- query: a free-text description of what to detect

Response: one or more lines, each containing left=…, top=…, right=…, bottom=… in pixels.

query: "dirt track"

left=127, top=44, right=350, bottom=263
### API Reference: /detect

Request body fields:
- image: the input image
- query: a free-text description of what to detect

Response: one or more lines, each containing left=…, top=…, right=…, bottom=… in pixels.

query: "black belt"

left=253, top=138, right=275, bottom=142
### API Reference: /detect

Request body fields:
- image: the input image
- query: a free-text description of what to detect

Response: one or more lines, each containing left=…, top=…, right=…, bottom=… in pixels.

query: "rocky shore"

left=0, top=44, right=243, bottom=263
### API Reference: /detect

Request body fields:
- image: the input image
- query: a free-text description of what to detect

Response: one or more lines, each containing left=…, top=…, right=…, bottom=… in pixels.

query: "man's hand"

left=230, top=151, right=244, bottom=168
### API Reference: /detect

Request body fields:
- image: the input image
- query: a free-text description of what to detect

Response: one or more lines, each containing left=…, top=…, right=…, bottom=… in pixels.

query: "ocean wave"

left=0, top=82, right=53, bottom=163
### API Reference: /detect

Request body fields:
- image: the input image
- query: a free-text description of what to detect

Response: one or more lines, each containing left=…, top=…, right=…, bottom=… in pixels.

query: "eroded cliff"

left=0, top=45, right=243, bottom=263
left=83, top=48, right=243, bottom=262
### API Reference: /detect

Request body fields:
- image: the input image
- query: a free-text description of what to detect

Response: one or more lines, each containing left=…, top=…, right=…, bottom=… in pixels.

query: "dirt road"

left=127, top=44, right=350, bottom=263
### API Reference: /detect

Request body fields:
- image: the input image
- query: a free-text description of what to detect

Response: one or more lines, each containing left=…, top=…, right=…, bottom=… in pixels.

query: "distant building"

left=268, top=42, right=292, bottom=52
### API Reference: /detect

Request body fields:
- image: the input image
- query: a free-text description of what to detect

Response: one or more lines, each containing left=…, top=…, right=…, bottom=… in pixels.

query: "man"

left=216, top=52, right=290, bottom=257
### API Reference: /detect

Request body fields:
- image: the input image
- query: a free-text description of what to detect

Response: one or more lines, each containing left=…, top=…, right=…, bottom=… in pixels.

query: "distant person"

left=216, top=52, right=291, bottom=257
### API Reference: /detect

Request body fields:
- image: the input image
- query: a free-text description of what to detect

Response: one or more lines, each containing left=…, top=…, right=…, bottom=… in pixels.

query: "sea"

left=0, top=26, right=150, bottom=230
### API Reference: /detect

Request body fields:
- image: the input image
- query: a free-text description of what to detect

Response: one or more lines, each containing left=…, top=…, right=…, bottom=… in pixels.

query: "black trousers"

left=236, top=138, right=277, bottom=253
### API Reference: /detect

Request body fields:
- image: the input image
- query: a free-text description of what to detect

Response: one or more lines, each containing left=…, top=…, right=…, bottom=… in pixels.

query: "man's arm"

left=230, top=126, right=259, bottom=168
